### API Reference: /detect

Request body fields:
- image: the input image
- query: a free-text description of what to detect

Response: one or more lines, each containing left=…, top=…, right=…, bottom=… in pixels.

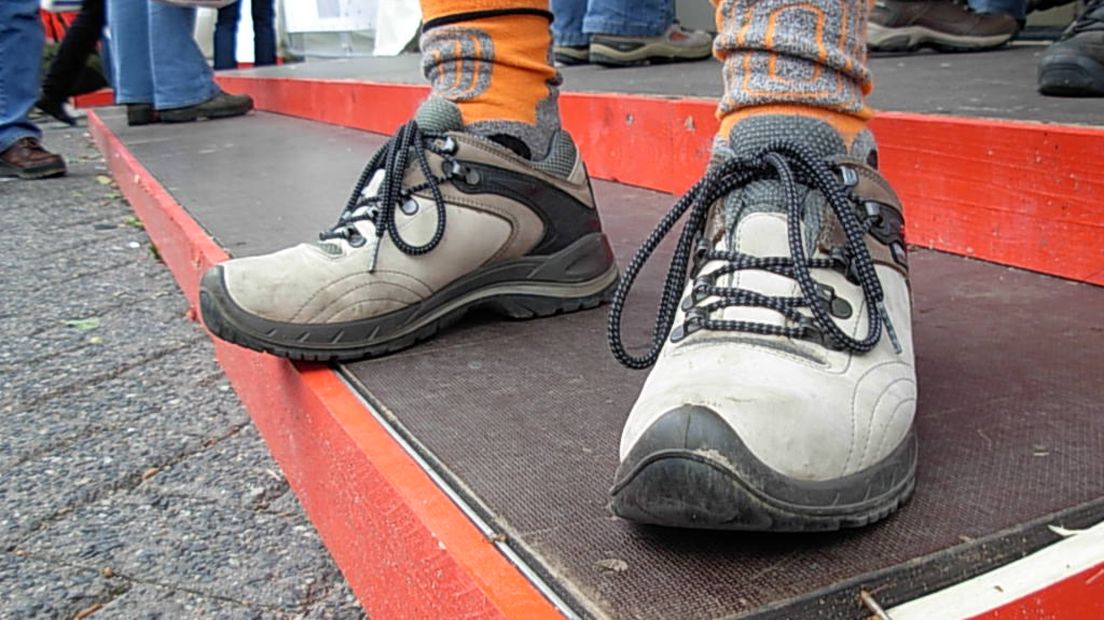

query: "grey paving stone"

left=94, top=583, right=265, bottom=619
left=23, top=493, right=341, bottom=611
left=0, top=122, right=363, bottom=618
left=144, top=424, right=290, bottom=511
left=0, top=552, right=125, bottom=620
left=1, top=425, right=205, bottom=549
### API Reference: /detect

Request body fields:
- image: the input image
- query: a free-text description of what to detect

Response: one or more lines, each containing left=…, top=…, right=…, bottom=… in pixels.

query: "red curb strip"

left=217, top=75, right=1104, bottom=287
left=86, top=110, right=566, bottom=620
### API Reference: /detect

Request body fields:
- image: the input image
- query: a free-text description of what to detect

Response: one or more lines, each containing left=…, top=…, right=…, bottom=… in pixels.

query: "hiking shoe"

left=608, top=116, right=917, bottom=531
left=127, top=103, right=159, bottom=126
left=554, top=44, right=590, bottom=66
left=1038, top=0, right=1104, bottom=96
left=869, top=0, right=1018, bottom=52
left=160, top=90, right=254, bottom=123
left=590, top=22, right=714, bottom=66
left=199, top=99, right=619, bottom=362
left=0, top=137, right=67, bottom=180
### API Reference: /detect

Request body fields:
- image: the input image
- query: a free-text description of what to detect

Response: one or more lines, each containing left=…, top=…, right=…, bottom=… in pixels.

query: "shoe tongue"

left=710, top=115, right=849, bottom=249
left=413, top=97, right=465, bottom=133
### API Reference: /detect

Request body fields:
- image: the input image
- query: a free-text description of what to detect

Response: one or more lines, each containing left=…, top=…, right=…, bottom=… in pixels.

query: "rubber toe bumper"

left=610, top=406, right=917, bottom=532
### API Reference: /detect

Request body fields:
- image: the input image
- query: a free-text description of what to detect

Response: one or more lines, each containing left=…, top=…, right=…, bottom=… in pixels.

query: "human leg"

left=39, top=0, right=107, bottom=123
left=198, top=1, right=618, bottom=361
left=550, top=0, right=589, bottom=64
left=0, top=0, right=66, bottom=178
left=609, top=0, right=917, bottom=531
left=214, top=1, right=241, bottom=70
left=148, top=2, right=219, bottom=109
left=251, top=0, right=277, bottom=66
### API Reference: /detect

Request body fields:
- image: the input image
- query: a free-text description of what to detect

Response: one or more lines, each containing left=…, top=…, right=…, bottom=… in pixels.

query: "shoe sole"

left=611, top=409, right=917, bottom=532
left=0, top=162, right=67, bottom=180
left=200, top=233, right=619, bottom=362
left=589, top=40, right=712, bottom=67
left=868, top=23, right=1014, bottom=52
left=1038, top=54, right=1104, bottom=97
left=160, top=102, right=255, bottom=123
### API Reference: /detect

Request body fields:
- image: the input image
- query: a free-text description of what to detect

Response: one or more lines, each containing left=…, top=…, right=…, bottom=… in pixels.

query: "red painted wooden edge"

left=968, top=561, right=1104, bottom=619
left=86, top=110, right=564, bottom=620
left=74, top=89, right=114, bottom=109
left=216, top=75, right=1104, bottom=287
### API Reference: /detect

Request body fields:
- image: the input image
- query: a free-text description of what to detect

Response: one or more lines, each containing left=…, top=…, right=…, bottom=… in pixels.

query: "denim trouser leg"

left=583, top=0, right=673, bottom=38
left=107, top=0, right=216, bottom=109
left=214, top=1, right=241, bottom=70
left=967, top=0, right=1027, bottom=19
left=149, top=3, right=217, bottom=109
left=251, top=0, right=277, bottom=66
left=0, top=0, right=44, bottom=152
left=107, top=0, right=151, bottom=104
left=552, top=0, right=588, bottom=46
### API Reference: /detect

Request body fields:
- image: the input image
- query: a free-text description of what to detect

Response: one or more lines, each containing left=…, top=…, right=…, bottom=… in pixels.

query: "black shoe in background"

left=35, top=97, right=78, bottom=126
left=1038, top=0, right=1104, bottom=96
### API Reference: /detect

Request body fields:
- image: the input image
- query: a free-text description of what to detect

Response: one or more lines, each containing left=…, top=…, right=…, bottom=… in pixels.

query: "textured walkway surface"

left=0, top=122, right=365, bottom=619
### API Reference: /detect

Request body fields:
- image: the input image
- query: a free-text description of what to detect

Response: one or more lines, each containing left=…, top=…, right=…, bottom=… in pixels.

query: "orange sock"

left=420, top=1, right=561, bottom=158
left=712, top=0, right=874, bottom=145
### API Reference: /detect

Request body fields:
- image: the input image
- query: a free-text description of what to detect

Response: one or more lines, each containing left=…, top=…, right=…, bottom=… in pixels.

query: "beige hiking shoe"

left=589, top=22, right=714, bottom=67
left=199, top=99, right=618, bottom=361
left=608, top=116, right=917, bottom=531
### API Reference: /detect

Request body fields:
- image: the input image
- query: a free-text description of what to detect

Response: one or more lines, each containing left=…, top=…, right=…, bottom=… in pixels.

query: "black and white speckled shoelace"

left=320, top=120, right=462, bottom=263
left=607, top=140, right=901, bottom=370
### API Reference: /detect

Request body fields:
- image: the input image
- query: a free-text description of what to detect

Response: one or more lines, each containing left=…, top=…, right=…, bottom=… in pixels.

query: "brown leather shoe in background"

left=869, top=0, right=1019, bottom=52
left=0, top=137, right=67, bottom=180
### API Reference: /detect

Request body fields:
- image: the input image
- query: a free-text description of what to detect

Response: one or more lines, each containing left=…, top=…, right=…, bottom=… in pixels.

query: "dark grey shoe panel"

left=225, top=46, right=1104, bottom=127
left=103, top=109, right=1104, bottom=619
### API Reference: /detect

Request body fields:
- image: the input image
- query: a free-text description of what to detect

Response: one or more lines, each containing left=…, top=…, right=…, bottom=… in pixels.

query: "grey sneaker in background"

left=590, top=22, right=714, bottom=67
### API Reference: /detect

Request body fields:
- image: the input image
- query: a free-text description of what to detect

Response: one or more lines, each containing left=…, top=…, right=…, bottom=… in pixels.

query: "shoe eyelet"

left=464, top=168, right=481, bottom=186
left=348, top=233, right=367, bottom=248
left=839, top=165, right=859, bottom=188
left=443, top=160, right=462, bottom=179
left=400, top=198, right=420, bottom=216
left=439, top=136, right=458, bottom=154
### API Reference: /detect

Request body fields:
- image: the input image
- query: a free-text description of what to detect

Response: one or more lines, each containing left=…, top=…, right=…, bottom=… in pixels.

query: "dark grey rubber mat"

left=101, top=109, right=1104, bottom=619
left=230, top=44, right=1104, bottom=127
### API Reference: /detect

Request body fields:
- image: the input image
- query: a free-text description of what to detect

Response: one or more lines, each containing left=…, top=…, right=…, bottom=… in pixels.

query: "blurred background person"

left=214, top=0, right=276, bottom=71
left=1, top=0, right=67, bottom=179
left=551, top=0, right=713, bottom=66
left=106, top=0, right=253, bottom=126
left=36, top=0, right=108, bottom=126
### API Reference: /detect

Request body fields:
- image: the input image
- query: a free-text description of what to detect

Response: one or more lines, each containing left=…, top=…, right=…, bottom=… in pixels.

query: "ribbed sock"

left=420, top=1, right=561, bottom=159
left=712, top=0, right=874, bottom=145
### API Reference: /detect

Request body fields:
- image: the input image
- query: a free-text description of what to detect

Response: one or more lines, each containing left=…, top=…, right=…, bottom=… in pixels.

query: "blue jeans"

left=551, top=0, right=674, bottom=46
left=214, top=0, right=277, bottom=70
left=967, top=0, right=1027, bottom=19
left=106, top=0, right=218, bottom=110
left=0, top=0, right=43, bottom=152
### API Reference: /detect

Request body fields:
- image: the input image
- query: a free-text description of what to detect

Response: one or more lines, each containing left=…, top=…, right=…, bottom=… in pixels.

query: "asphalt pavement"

left=0, top=121, right=366, bottom=619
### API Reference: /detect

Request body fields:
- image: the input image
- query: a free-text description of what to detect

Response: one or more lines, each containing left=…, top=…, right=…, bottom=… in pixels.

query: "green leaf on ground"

left=95, top=175, right=113, bottom=185
left=148, top=243, right=162, bottom=263
left=62, top=317, right=101, bottom=331
left=122, top=215, right=144, bottom=229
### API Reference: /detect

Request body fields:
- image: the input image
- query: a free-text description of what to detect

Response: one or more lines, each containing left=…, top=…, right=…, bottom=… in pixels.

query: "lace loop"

left=607, top=141, right=898, bottom=370
left=320, top=121, right=458, bottom=262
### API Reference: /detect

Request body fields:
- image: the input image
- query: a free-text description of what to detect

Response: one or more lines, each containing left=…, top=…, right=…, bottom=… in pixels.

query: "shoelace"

left=607, top=140, right=900, bottom=370
left=1067, top=0, right=1104, bottom=36
left=320, top=120, right=459, bottom=263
